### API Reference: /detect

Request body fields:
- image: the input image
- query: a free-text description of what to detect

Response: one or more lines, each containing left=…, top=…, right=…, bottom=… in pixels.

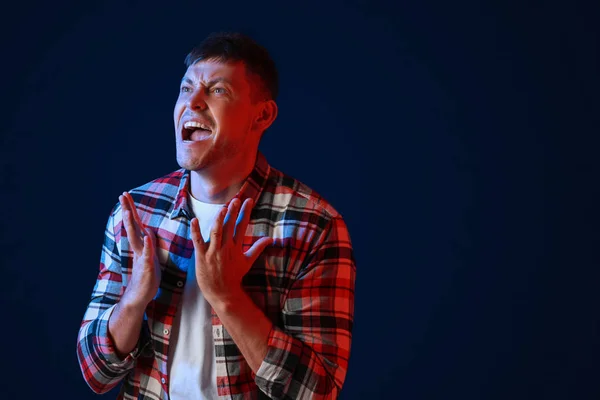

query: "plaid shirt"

left=76, top=151, right=356, bottom=399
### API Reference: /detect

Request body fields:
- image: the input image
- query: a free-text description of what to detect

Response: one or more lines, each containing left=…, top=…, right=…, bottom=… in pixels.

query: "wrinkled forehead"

left=182, top=59, right=249, bottom=86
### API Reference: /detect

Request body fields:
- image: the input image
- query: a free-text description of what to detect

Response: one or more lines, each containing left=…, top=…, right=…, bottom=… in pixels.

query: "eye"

left=212, top=87, right=227, bottom=94
left=180, top=86, right=192, bottom=93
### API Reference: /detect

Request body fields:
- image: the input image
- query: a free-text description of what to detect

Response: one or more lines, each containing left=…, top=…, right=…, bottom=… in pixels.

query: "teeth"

left=184, top=121, right=210, bottom=131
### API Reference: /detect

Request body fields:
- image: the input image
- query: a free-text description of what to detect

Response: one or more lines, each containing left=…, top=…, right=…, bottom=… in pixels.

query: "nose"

left=186, top=89, right=207, bottom=111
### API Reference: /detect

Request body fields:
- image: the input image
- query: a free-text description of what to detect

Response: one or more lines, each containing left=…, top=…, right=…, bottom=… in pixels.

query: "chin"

left=177, top=157, right=203, bottom=171
left=176, top=149, right=214, bottom=171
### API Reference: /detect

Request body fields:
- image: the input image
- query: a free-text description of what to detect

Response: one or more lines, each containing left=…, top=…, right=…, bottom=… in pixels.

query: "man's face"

left=174, top=59, right=260, bottom=171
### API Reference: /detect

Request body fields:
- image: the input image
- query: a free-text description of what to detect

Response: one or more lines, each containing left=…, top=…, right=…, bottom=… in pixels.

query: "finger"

left=190, top=218, right=206, bottom=255
left=209, top=207, right=227, bottom=251
left=141, top=234, right=153, bottom=260
left=145, top=228, right=166, bottom=272
left=222, top=198, right=241, bottom=243
left=121, top=192, right=144, bottom=241
left=245, top=237, right=274, bottom=265
left=123, top=192, right=145, bottom=230
left=120, top=196, right=144, bottom=253
left=234, top=198, right=254, bottom=246
left=144, top=227, right=157, bottom=252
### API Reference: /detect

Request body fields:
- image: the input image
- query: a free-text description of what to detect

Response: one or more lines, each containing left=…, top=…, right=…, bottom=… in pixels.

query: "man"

left=76, top=32, right=356, bottom=400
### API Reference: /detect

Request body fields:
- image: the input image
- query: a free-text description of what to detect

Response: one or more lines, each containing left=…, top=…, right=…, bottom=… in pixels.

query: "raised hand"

left=190, top=197, right=273, bottom=306
left=119, top=192, right=161, bottom=309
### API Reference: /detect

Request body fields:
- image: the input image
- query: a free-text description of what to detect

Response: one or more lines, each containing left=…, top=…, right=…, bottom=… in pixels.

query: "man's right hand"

left=119, top=191, right=162, bottom=310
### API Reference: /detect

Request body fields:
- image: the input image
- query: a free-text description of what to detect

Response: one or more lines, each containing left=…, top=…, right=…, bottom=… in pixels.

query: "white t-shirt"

left=167, top=194, right=224, bottom=400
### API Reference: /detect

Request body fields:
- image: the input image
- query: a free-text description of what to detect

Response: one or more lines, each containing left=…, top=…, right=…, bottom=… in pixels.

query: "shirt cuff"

left=94, top=304, right=148, bottom=369
left=254, top=325, right=299, bottom=395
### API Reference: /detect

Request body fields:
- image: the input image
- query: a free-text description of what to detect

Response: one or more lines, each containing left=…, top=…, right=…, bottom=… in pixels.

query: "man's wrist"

left=120, top=290, right=150, bottom=315
left=208, top=287, right=248, bottom=316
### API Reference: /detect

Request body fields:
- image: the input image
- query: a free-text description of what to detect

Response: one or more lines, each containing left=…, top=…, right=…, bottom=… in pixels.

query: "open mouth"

left=182, top=120, right=213, bottom=141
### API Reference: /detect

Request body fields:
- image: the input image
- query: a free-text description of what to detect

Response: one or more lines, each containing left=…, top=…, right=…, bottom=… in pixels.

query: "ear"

left=252, top=100, right=278, bottom=134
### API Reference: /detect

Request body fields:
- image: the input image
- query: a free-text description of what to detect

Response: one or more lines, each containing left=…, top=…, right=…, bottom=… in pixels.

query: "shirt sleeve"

left=254, top=216, right=356, bottom=399
left=76, top=206, right=152, bottom=394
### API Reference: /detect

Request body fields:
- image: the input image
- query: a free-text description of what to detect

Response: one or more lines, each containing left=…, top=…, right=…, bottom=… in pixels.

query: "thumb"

left=245, top=237, right=273, bottom=265
left=142, top=228, right=157, bottom=256
left=190, top=218, right=206, bottom=255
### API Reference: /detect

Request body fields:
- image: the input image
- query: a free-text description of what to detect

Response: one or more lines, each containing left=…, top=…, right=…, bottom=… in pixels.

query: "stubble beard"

left=177, top=144, right=213, bottom=171
left=176, top=140, right=242, bottom=172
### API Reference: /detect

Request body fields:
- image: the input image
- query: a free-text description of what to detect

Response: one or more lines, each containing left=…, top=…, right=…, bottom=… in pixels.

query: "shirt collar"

left=169, top=150, right=271, bottom=220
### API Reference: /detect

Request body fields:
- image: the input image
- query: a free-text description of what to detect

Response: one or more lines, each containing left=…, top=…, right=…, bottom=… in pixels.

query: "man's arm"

left=106, top=297, right=147, bottom=358
left=76, top=207, right=141, bottom=394
left=76, top=193, right=158, bottom=394
left=211, top=215, right=356, bottom=400
left=210, top=290, right=272, bottom=372
left=107, top=192, right=162, bottom=357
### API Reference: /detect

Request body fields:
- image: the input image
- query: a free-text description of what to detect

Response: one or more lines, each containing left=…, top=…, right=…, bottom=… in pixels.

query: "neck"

left=189, top=151, right=257, bottom=204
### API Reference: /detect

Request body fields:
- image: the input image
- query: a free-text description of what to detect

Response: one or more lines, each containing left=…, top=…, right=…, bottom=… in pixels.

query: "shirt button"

left=161, top=377, right=166, bottom=384
left=163, top=329, right=169, bottom=335
left=176, top=281, right=183, bottom=287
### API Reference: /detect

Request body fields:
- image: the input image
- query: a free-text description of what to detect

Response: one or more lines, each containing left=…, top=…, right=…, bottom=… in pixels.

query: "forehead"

left=183, top=59, right=249, bottom=86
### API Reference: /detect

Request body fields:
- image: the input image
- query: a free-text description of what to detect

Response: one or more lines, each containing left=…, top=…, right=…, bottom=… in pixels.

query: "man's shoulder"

left=129, top=169, right=187, bottom=197
left=265, top=166, right=343, bottom=221
left=107, top=169, right=187, bottom=219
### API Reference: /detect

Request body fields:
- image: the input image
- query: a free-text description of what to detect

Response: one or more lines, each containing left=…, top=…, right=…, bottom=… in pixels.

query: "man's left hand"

left=191, top=197, right=273, bottom=306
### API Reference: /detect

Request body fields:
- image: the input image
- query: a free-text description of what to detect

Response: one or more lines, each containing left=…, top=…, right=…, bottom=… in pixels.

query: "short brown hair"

left=185, top=32, right=279, bottom=101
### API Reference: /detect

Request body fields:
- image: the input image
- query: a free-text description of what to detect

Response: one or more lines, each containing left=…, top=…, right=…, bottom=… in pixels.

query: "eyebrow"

left=180, top=77, right=233, bottom=86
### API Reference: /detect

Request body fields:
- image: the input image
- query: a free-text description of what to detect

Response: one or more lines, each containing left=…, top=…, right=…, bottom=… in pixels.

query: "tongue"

left=191, top=129, right=211, bottom=141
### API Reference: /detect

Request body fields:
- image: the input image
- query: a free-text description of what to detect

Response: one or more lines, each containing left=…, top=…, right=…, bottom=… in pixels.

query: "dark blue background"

left=1, top=0, right=598, bottom=399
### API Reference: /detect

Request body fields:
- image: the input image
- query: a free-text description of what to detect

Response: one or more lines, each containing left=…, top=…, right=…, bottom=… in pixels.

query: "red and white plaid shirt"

left=76, top=151, right=356, bottom=399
